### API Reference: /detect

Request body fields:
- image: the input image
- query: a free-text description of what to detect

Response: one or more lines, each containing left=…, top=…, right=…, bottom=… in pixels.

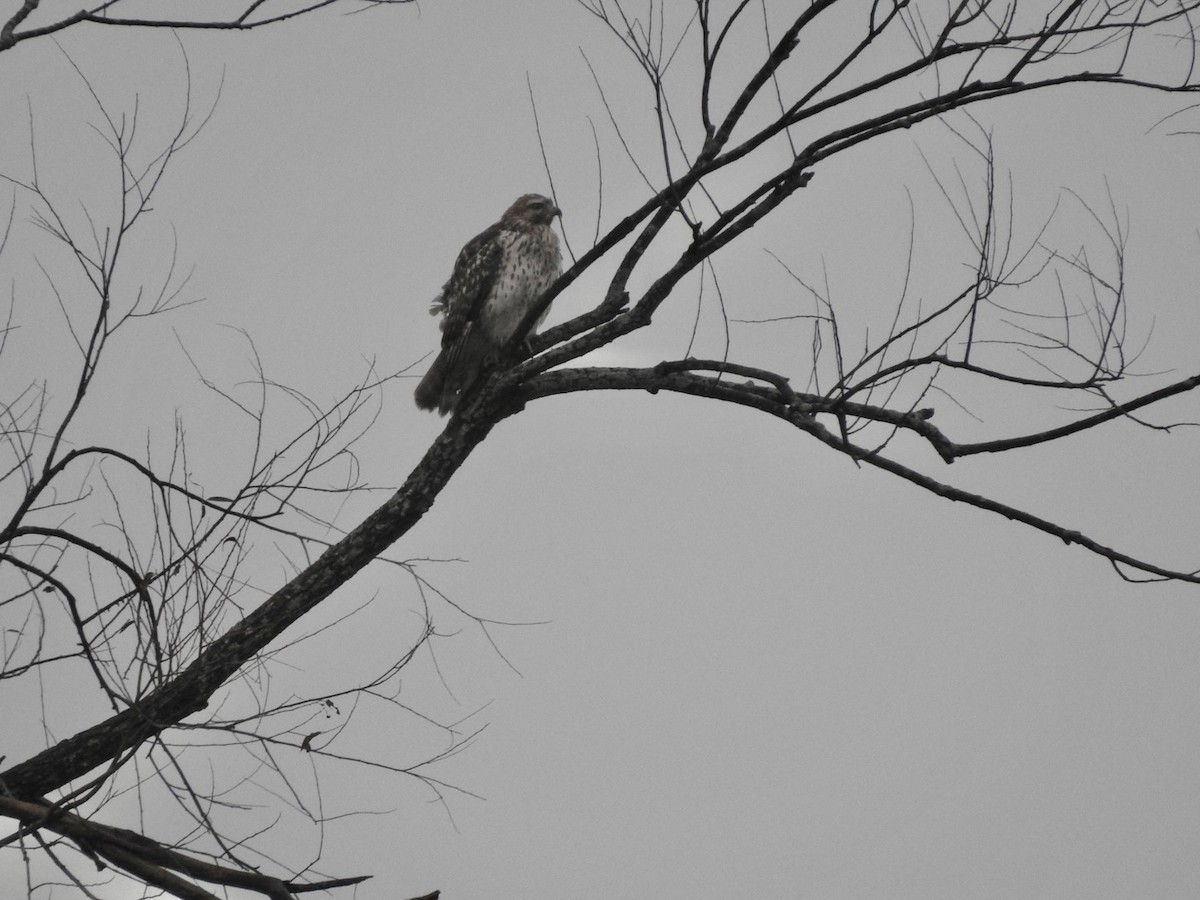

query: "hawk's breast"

left=481, top=227, right=563, bottom=345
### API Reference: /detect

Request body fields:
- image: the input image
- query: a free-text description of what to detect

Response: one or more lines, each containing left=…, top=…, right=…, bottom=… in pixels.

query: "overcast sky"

left=4, top=3, right=1200, bottom=899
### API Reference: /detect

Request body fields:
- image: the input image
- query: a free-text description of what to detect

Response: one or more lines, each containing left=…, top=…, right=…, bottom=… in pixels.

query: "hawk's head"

left=504, top=193, right=561, bottom=227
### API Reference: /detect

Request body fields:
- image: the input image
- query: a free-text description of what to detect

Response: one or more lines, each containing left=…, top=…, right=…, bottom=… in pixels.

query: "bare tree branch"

left=0, top=0, right=416, bottom=52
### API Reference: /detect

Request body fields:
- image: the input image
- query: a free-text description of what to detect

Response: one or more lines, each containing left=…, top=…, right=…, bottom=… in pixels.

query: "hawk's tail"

left=414, top=348, right=486, bottom=416
left=414, top=351, right=451, bottom=415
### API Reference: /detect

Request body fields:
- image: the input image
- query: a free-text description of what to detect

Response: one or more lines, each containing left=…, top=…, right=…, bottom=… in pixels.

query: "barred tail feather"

left=414, top=351, right=449, bottom=414
left=414, top=340, right=489, bottom=416
left=437, top=333, right=488, bottom=415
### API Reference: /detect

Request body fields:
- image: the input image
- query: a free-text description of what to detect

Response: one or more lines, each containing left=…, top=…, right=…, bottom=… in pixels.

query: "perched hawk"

left=414, top=194, right=563, bottom=415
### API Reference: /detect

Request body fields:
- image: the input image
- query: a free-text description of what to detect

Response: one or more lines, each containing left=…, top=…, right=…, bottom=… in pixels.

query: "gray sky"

left=4, top=3, right=1200, bottom=899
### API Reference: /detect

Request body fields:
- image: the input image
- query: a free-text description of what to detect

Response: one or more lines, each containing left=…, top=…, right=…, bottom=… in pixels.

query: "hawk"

left=414, top=193, right=563, bottom=415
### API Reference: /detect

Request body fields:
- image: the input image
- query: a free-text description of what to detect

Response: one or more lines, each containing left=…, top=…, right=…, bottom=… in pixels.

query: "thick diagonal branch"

left=0, top=405, right=507, bottom=800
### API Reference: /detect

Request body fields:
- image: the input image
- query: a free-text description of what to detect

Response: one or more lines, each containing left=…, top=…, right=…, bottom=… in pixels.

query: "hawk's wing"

left=433, top=223, right=505, bottom=371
